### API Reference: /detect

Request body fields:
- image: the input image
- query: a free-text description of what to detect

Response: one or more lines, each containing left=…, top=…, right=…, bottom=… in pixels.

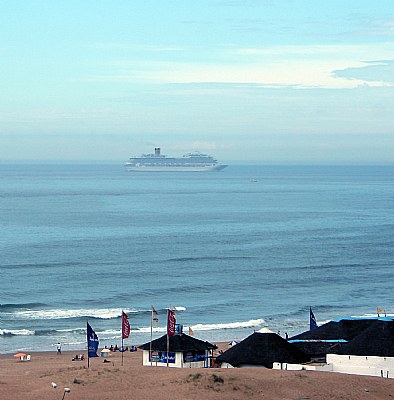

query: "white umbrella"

left=100, top=348, right=111, bottom=358
left=101, top=348, right=111, bottom=353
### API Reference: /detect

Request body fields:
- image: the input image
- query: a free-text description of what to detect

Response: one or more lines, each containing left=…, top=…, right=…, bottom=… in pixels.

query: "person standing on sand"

left=56, top=342, right=62, bottom=355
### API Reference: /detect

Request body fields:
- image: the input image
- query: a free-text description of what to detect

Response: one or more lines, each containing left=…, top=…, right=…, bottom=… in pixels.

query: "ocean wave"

left=34, top=328, right=86, bottom=336
left=154, top=306, right=186, bottom=313
left=349, top=313, right=394, bottom=319
left=94, top=319, right=266, bottom=336
left=61, top=340, right=86, bottom=347
left=166, top=256, right=255, bottom=262
left=96, top=329, right=122, bottom=336
left=11, top=307, right=141, bottom=320
left=0, top=329, right=35, bottom=336
left=0, top=302, right=47, bottom=311
left=132, top=327, right=167, bottom=334
left=190, top=319, right=265, bottom=331
left=173, top=306, right=186, bottom=311
left=0, top=262, right=81, bottom=270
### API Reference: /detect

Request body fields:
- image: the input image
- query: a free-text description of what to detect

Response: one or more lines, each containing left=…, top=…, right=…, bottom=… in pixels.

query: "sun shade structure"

left=216, top=332, right=309, bottom=368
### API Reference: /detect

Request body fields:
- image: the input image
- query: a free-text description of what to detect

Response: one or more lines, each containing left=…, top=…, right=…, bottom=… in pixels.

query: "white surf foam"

left=0, top=329, right=35, bottom=336
left=13, top=307, right=139, bottom=320
left=190, top=318, right=265, bottom=331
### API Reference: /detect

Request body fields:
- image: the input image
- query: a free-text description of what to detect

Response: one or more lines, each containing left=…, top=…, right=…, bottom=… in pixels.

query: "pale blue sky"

left=1, top=0, right=394, bottom=163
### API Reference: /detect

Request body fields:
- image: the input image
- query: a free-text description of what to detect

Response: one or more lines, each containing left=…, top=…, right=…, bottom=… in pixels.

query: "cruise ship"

left=125, top=148, right=227, bottom=172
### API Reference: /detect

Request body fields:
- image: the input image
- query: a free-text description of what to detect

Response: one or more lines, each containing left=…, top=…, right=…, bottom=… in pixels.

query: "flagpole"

left=166, top=332, right=169, bottom=367
left=150, top=308, right=153, bottom=366
left=166, top=308, right=170, bottom=367
left=87, top=321, right=90, bottom=369
left=121, top=310, right=124, bottom=367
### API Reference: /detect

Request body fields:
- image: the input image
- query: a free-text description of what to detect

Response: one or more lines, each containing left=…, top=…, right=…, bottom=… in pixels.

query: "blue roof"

left=332, top=316, right=394, bottom=322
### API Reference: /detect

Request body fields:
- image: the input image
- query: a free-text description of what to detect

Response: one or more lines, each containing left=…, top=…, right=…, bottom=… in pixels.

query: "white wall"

left=273, top=355, right=394, bottom=379
left=273, top=362, right=332, bottom=372
left=327, top=354, right=394, bottom=378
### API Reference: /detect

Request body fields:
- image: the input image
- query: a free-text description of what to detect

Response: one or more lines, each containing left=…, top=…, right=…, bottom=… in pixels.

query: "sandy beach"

left=1, top=346, right=394, bottom=400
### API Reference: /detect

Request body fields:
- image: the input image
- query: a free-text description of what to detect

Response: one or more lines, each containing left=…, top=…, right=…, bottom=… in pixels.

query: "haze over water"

left=1, top=163, right=393, bottom=353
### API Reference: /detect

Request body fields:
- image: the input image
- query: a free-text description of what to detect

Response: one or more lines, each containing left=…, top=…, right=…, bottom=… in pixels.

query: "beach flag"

left=167, top=308, right=176, bottom=336
left=152, top=306, right=159, bottom=328
left=188, top=326, right=195, bottom=337
left=87, top=322, right=99, bottom=358
left=122, top=311, right=130, bottom=339
left=310, top=307, right=318, bottom=330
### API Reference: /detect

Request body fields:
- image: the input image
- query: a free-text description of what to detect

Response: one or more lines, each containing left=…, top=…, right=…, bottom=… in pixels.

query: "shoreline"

left=2, top=346, right=394, bottom=399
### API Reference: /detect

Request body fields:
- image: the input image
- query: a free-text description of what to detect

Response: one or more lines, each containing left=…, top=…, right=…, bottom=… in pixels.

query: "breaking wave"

left=0, top=329, right=35, bottom=336
left=10, top=308, right=142, bottom=320
left=190, top=319, right=265, bottom=331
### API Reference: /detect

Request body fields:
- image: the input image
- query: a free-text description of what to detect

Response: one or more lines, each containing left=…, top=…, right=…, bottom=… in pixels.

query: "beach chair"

left=21, top=355, right=31, bottom=361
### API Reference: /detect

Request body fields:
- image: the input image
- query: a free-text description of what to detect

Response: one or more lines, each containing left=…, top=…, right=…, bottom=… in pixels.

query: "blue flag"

left=310, top=307, right=318, bottom=330
left=87, top=322, right=99, bottom=358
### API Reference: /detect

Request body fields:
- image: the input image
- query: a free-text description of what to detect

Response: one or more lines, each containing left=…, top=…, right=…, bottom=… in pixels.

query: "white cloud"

left=85, top=43, right=394, bottom=89
left=94, top=60, right=391, bottom=89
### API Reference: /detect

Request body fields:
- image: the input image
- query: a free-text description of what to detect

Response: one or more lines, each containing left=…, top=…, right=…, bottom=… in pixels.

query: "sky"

left=1, top=0, right=394, bottom=163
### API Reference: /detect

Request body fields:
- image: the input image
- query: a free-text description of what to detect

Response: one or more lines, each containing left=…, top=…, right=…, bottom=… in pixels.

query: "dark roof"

left=290, top=319, right=376, bottom=342
left=216, top=332, right=309, bottom=368
left=290, top=340, right=345, bottom=358
left=339, top=320, right=394, bottom=357
left=138, top=334, right=217, bottom=352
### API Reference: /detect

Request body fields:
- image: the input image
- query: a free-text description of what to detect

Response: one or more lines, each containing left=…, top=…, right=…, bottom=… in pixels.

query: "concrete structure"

left=273, top=354, right=394, bottom=379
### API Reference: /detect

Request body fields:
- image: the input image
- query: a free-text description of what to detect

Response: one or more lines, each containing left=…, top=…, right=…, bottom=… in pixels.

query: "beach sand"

left=1, top=348, right=394, bottom=400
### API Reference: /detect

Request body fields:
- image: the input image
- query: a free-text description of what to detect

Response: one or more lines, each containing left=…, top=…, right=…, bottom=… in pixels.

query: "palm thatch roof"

left=339, top=320, right=394, bottom=357
left=290, top=318, right=376, bottom=342
left=289, top=317, right=394, bottom=358
left=289, top=340, right=344, bottom=358
left=139, top=334, right=217, bottom=352
left=215, top=332, right=309, bottom=368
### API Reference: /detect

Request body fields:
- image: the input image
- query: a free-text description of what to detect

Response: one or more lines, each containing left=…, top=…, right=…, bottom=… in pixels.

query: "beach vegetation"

left=187, top=373, right=202, bottom=382
left=211, top=374, right=224, bottom=384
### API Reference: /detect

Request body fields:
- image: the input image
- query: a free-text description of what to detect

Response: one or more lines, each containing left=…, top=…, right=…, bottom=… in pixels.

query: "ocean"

left=1, top=164, right=393, bottom=354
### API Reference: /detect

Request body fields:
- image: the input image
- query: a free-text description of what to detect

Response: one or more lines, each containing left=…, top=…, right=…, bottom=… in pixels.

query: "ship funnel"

left=155, top=148, right=161, bottom=156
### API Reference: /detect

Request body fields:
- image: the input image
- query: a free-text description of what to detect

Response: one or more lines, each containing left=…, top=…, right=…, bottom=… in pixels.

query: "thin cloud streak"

left=82, top=43, right=394, bottom=89
left=85, top=60, right=394, bottom=89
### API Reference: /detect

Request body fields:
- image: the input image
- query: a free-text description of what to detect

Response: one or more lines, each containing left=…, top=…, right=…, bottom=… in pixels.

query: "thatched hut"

left=289, top=318, right=378, bottom=360
left=216, top=332, right=309, bottom=368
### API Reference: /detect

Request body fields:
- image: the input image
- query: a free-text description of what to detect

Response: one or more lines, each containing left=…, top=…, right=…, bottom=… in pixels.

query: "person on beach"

left=56, top=342, right=62, bottom=355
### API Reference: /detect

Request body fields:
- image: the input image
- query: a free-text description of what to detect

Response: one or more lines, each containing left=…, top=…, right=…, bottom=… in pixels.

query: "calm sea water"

left=1, top=164, right=393, bottom=354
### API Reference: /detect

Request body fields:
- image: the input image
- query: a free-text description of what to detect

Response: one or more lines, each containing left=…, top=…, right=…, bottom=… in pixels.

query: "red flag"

left=122, top=311, right=130, bottom=339
left=167, top=309, right=176, bottom=336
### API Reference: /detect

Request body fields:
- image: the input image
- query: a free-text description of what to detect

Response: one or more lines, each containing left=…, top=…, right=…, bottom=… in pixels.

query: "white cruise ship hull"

left=125, top=147, right=227, bottom=172
left=125, top=164, right=227, bottom=172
